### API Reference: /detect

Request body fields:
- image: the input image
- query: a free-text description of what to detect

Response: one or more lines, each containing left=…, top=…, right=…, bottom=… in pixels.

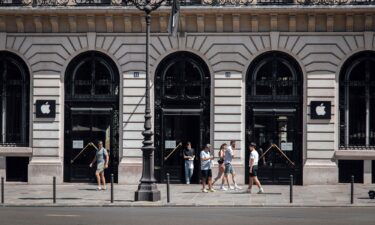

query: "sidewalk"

left=1, top=183, right=375, bottom=207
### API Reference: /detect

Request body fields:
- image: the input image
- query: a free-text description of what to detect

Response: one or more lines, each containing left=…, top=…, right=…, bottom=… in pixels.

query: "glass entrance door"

left=64, top=108, right=117, bottom=182
left=246, top=109, right=302, bottom=184
left=159, top=114, right=201, bottom=183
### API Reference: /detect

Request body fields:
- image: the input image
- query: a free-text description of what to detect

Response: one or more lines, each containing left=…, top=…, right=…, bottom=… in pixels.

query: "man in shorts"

left=248, top=142, right=264, bottom=194
left=223, top=140, right=242, bottom=190
left=200, top=144, right=215, bottom=193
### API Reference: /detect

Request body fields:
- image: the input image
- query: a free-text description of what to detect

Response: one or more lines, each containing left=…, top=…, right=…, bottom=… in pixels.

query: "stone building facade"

left=0, top=0, right=374, bottom=185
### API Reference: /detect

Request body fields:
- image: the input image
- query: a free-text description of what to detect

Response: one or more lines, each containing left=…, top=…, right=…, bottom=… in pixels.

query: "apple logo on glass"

left=315, top=103, right=326, bottom=116
left=40, top=102, right=51, bottom=115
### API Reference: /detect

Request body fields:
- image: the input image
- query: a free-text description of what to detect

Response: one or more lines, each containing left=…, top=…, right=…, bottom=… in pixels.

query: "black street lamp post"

left=128, top=0, right=166, bottom=202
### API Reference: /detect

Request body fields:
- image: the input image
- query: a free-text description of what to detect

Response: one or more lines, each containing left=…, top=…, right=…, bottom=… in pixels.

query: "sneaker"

left=229, top=185, right=234, bottom=190
left=209, top=188, right=216, bottom=192
left=202, top=189, right=208, bottom=193
left=257, top=188, right=264, bottom=194
left=220, top=186, right=227, bottom=191
left=96, top=187, right=102, bottom=191
left=102, top=186, right=107, bottom=190
left=234, top=184, right=242, bottom=190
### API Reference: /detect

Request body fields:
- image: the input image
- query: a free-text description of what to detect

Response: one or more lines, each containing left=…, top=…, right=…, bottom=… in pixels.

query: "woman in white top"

left=212, top=143, right=227, bottom=190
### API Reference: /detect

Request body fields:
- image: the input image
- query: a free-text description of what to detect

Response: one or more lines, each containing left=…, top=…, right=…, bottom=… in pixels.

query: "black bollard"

left=53, top=176, right=56, bottom=204
left=1, top=177, right=4, bottom=204
left=290, top=175, right=293, bottom=203
left=166, top=173, right=170, bottom=203
left=111, top=174, right=114, bottom=203
left=351, top=175, right=354, bottom=204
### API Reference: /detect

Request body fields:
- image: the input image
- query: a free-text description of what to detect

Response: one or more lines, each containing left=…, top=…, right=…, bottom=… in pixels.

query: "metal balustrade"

left=0, top=0, right=374, bottom=6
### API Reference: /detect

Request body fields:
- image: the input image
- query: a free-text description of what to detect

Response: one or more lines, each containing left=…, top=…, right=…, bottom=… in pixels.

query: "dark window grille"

left=339, top=51, right=375, bottom=149
left=0, top=52, right=29, bottom=147
left=247, top=51, right=301, bottom=102
left=65, top=51, right=119, bottom=102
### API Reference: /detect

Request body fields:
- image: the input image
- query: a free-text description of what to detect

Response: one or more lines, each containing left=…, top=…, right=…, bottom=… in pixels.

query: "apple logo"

left=315, top=103, right=326, bottom=116
left=40, top=102, right=51, bottom=114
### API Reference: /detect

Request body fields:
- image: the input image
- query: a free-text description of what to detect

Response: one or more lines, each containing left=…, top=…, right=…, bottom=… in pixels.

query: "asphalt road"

left=0, top=207, right=374, bottom=225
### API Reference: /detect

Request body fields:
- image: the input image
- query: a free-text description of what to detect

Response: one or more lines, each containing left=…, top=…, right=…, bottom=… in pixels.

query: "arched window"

left=0, top=52, right=29, bottom=146
left=157, top=52, right=208, bottom=102
left=339, top=51, right=375, bottom=148
left=247, top=52, right=301, bottom=102
left=65, top=51, right=118, bottom=100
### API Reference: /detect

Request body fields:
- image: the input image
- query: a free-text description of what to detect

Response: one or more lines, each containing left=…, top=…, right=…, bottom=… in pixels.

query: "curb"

left=2, top=203, right=375, bottom=208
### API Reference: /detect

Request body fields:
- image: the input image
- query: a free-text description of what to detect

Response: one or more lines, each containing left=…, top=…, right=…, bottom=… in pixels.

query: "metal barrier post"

left=111, top=174, right=114, bottom=203
left=1, top=177, right=4, bottom=204
left=166, top=173, right=170, bottom=203
left=351, top=175, right=354, bottom=204
left=53, top=176, right=56, bottom=204
left=290, top=175, right=293, bottom=203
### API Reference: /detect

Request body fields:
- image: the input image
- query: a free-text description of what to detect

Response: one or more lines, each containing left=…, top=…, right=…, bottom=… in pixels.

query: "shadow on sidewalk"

left=19, top=197, right=82, bottom=200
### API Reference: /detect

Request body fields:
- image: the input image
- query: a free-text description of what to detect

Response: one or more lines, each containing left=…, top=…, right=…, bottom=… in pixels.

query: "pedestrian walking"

left=183, top=141, right=195, bottom=184
left=247, top=142, right=264, bottom=194
left=223, top=140, right=242, bottom=190
left=89, top=141, right=109, bottom=191
left=212, top=143, right=227, bottom=190
left=200, top=144, right=215, bottom=193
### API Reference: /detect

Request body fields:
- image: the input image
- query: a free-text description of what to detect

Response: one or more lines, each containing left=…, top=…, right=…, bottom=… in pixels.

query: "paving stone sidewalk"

left=1, top=183, right=375, bottom=207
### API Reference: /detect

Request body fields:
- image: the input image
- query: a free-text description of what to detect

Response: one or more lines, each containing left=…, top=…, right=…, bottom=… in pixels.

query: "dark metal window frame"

left=247, top=51, right=302, bottom=103
left=339, top=51, right=375, bottom=149
left=0, top=51, right=29, bottom=147
left=65, top=51, right=119, bottom=103
left=154, top=51, right=211, bottom=183
left=245, top=51, right=303, bottom=184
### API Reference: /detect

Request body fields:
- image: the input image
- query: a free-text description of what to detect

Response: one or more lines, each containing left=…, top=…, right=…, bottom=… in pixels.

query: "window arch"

left=155, top=51, right=210, bottom=106
left=65, top=51, right=119, bottom=101
left=0, top=51, right=29, bottom=146
left=247, top=51, right=302, bottom=102
left=339, top=51, right=375, bottom=148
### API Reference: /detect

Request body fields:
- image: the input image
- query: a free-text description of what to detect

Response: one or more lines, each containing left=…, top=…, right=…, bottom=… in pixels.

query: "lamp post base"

left=134, top=183, right=161, bottom=201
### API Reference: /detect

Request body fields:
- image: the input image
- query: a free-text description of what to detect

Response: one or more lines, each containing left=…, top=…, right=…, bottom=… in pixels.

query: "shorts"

left=249, top=165, right=258, bottom=177
left=201, top=169, right=212, bottom=179
left=96, top=161, right=105, bottom=173
left=224, top=163, right=234, bottom=174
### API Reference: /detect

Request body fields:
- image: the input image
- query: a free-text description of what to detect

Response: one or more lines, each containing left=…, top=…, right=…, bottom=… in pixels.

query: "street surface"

left=0, top=207, right=374, bottom=225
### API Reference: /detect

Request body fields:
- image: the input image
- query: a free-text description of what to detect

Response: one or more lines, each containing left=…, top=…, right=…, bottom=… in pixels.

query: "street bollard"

left=351, top=175, right=354, bottom=204
left=1, top=177, right=4, bottom=204
left=290, top=175, right=293, bottom=203
left=111, top=174, right=114, bottom=203
left=166, top=173, right=170, bottom=203
left=53, top=176, right=56, bottom=204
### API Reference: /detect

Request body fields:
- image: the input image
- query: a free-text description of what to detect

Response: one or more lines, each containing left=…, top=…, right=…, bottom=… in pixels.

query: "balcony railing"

left=0, top=0, right=374, bottom=6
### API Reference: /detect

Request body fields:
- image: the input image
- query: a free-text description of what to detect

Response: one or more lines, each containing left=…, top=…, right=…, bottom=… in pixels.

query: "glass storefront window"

left=348, top=86, right=366, bottom=146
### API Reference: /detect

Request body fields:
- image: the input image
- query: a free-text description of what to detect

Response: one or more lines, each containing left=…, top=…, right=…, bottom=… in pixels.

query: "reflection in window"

left=158, top=53, right=206, bottom=101
left=67, top=52, right=118, bottom=99
left=340, top=51, right=375, bottom=148
left=0, top=52, right=29, bottom=146
left=249, top=52, right=300, bottom=100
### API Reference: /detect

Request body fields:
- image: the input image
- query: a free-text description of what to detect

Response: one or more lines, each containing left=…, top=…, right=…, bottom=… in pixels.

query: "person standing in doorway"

left=224, top=140, right=242, bottom=190
left=247, top=142, right=264, bottom=194
left=183, top=141, right=195, bottom=184
left=200, top=144, right=215, bottom=193
left=89, top=141, right=109, bottom=191
left=212, top=143, right=227, bottom=190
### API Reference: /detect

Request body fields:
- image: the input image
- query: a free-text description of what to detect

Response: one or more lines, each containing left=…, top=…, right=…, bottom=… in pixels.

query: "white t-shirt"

left=224, top=145, right=234, bottom=164
left=200, top=150, right=212, bottom=170
left=250, top=150, right=259, bottom=166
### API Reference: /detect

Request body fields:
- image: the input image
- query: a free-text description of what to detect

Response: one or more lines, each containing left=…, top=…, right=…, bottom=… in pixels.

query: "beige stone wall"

left=0, top=6, right=374, bottom=184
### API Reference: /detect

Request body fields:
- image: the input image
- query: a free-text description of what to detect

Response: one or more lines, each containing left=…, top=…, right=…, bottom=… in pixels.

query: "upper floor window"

left=339, top=51, right=375, bottom=149
left=65, top=51, right=119, bottom=101
left=0, top=52, right=29, bottom=146
left=155, top=51, right=210, bottom=106
left=247, top=51, right=301, bottom=102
